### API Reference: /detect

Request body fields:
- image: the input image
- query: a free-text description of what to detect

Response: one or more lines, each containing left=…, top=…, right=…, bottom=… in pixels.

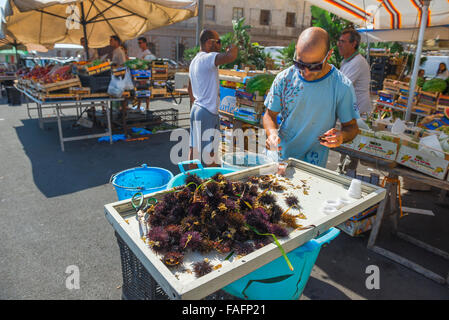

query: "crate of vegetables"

left=104, top=159, right=386, bottom=299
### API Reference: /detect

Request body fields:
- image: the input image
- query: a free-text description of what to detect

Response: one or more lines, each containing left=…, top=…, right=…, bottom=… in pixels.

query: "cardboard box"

left=338, top=214, right=377, bottom=237
left=397, top=139, right=449, bottom=180
left=342, top=129, right=400, bottom=161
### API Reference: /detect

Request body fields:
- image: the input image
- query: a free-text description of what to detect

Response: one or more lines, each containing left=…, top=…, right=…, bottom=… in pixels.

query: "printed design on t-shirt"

left=278, top=70, right=302, bottom=121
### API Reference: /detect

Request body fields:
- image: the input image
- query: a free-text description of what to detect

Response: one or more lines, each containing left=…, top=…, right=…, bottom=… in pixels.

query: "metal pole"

left=80, top=3, right=90, bottom=61
left=195, top=0, right=204, bottom=47
left=405, top=0, right=430, bottom=121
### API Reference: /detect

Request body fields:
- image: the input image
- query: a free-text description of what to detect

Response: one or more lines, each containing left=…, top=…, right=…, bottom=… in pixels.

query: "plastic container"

left=110, top=164, right=174, bottom=201
left=222, top=152, right=272, bottom=171
left=167, top=160, right=236, bottom=189
left=222, top=228, right=340, bottom=300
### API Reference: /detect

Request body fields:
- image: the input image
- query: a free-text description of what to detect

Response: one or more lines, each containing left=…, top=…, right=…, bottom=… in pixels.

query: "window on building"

left=286, top=12, right=296, bottom=27
left=260, top=10, right=270, bottom=26
left=233, top=7, right=244, bottom=21
left=205, top=5, right=215, bottom=21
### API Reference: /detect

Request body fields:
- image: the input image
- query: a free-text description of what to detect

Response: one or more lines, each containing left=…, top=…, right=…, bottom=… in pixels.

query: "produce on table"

left=41, top=65, right=74, bottom=83
left=143, top=173, right=306, bottom=276
left=422, top=78, right=447, bottom=93
left=20, top=65, right=53, bottom=80
left=245, top=74, right=276, bottom=96
left=125, top=58, right=151, bottom=70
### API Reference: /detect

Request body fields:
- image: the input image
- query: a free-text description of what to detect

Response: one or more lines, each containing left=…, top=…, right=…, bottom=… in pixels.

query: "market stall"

left=105, top=159, right=386, bottom=299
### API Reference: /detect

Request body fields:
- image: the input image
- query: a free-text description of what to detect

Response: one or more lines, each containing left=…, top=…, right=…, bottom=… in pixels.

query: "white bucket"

left=222, top=152, right=272, bottom=171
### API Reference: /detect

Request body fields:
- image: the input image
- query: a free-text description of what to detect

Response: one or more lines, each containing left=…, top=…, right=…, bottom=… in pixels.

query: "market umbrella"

left=0, top=0, right=198, bottom=60
left=307, top=0, right=449, bottom=121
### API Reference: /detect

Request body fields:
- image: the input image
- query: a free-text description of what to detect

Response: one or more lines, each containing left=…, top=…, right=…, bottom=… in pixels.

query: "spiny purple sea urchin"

left=193, top=260, right=213, bottom=278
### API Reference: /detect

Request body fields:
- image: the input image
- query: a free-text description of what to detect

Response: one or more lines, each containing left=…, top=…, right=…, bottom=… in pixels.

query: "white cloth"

left=189, top=51, right=220, bottom=115
left=137, top=48, right=156, bottom=60
left=340, top=53, right=372, bottom=114
left=435, top=70, right=449, bottom=80
left=111, top=47, right=127, bottom=66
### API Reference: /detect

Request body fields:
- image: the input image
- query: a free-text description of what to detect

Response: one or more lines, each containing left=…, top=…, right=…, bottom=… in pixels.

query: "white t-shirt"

left=111, top=47, right=127, bottom=66
left=340, top=53, right=372, bottom=114
left=189, top=51, right=220, bottom=114
left=137, top=49, right=156, bottom=60
left=435, top=70, right=449, bottom=79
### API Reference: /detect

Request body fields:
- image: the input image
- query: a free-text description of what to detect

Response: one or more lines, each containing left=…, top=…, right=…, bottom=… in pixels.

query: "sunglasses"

left=209, top=39, right=221, bottom=45
left=293, top=51, right=330, bottom=72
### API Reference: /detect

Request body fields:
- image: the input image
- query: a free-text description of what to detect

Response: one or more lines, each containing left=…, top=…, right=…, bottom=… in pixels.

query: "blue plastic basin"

left=222, top=228, right=340, bottom=300
left=111, top=164, right=174, bottom=201
left=167, top=159, right=237, bottom=189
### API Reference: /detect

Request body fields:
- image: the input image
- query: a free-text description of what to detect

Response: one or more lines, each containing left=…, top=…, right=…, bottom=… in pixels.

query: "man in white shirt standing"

left=136, top=37, right=156, bottom=61
left=188, top=29, right=238, bottom=167
left=337, top=28, right=372, bottom=173
left=110, top=35, right=127, bottom=67
left=79, top=37, right=99, bottom=61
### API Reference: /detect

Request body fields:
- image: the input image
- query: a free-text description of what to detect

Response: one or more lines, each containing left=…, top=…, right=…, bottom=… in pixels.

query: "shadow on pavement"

left=14, top=118, right=185, bottom=198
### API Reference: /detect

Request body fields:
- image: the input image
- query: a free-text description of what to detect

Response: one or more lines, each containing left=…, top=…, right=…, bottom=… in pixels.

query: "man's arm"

left=263, top=109, right=281, bottom=150
left=320, top=119, right=358, bottom=148
left=215, top=44, right=238, bottom=66
left=188, top=80, right=194, bottom=108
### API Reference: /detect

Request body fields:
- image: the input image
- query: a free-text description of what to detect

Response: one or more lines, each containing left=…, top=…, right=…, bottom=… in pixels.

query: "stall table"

left=105, top=159, right=386, bottom=299
left=16, top=85, right=120, bottom=152
left=335, top=146, right=449, bottom=285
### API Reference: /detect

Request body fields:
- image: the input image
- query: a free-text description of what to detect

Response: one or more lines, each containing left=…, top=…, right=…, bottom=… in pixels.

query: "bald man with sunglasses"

left=263, top=27, right=359, bottom=168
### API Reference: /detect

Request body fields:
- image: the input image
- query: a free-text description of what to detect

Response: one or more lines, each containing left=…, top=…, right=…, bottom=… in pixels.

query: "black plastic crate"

left=79, top=74, right=111, bottom=93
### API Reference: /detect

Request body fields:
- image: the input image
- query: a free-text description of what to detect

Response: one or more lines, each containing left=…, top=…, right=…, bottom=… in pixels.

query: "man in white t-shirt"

left=338, top=29, right=372, bottom=115
left=110, top=35, right=127, bottom=66
left=137, top=37, right=157, bottom=61
left=337, top=28, right=371, bottom=173
left=79, top=37, right=99, bottom=61
left=188, top=29, right=238, bottom=168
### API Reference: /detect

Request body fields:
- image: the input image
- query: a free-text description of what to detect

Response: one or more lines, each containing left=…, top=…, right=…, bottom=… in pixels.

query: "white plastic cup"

left=348, top=179, right=362, bottom=199
left=337, top=197, right=351, bottom=208
left=325, top=200, right=339, bottom=208
left=322, top=205, right=338, bottom=215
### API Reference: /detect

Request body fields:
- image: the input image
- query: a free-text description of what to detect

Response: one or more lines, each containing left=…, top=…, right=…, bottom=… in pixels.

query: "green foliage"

left=219, top=17, right=268, bottom=70
left=310, top=5, right=353, bottom=68
left=246, top=74, right=276, bottom=95
left=277, top=41, right=296, bottom=68
left=183, top=46, right=200, bottom=63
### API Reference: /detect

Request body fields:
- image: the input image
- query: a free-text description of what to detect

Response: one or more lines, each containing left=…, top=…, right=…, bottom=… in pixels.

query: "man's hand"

left=266, top=133, right=281, bottom=150
left=319, top=128, right=344, bottom=148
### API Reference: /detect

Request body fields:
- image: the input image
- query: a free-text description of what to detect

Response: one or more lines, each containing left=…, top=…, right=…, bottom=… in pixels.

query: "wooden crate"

left=38, top=92, right=79, bottom=102
left=69, top=87, right=91, bottom=95
left=436, top=94, right=449, bottom=112
left=35, top=77, right=82, bottom=93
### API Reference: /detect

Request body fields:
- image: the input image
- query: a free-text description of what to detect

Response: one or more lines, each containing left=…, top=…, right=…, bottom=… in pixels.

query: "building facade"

left=126, top=0, right=312, bottom=61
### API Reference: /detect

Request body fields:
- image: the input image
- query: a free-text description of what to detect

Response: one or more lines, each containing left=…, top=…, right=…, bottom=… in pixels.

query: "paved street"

left=0, top=96, right=448, bottom=300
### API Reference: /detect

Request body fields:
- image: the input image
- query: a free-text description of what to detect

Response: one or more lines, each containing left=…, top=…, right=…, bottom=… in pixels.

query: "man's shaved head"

left=297, top=27, right=330, bottom=56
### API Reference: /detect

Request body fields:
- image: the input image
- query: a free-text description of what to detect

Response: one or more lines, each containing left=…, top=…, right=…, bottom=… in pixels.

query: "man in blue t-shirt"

left=263, top=27, right=359, bottom=168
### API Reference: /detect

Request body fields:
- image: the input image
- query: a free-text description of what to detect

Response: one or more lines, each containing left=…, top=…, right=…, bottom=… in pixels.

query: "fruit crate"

left=150, top=87, right=167, bottom=96
left=35, top=76, right=82, bottom=93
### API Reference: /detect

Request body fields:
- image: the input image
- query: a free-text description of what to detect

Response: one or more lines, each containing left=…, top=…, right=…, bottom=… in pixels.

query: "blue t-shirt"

left=265, top=65, right=359, bottom=167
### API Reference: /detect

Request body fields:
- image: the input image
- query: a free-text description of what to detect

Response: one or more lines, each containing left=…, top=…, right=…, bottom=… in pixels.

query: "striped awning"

left=307, top=0, right=449, bottom=30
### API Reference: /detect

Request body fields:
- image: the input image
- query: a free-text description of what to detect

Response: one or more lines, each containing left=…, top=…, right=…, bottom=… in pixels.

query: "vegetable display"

left=422, top=78, right=447, bottom=93
left=125, top=59, right=151, bottom=70
left=245, top=74, right=276, bottom=96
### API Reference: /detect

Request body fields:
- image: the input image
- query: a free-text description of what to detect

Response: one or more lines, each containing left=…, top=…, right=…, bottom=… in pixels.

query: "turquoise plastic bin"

left=166, top=159, right=237, bottom=189
left=111, top=164, right=174, bottom=201
left=222, top=227, right=340, bottom=300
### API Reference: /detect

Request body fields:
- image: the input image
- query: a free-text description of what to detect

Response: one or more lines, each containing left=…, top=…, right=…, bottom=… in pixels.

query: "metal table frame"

left=16, top=86, right=121, bottom=152
left=336, top=146, right=449, bottom=285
